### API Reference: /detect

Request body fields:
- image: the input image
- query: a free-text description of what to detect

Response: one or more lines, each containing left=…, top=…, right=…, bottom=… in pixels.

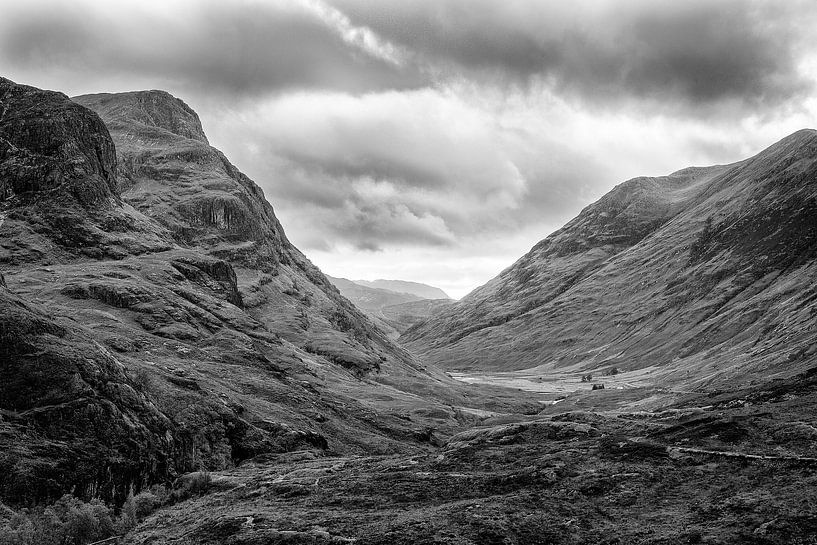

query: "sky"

left=2, top=0, right=816, bottom=298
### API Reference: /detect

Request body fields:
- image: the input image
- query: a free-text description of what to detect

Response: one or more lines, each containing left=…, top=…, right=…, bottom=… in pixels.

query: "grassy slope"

left=404, top=131, right=817, bottom=393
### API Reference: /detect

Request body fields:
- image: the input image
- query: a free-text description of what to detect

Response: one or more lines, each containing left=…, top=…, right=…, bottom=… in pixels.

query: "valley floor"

left=449, top=366, right=658, bottom=395
left=124, top=367, right=817, bottom=545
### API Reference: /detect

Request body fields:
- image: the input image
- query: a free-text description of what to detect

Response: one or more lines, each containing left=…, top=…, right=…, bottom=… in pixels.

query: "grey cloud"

left=0, top=1, right=427, bottom=98
left=330, top=0, right=815, bottom=112
left=269, top=178, right=459, bottom=252
left=221, top=119, right=603, bottom=254
left=282, top=152, right=450, bottom=193
left=4, top=0, right=812, bottom=111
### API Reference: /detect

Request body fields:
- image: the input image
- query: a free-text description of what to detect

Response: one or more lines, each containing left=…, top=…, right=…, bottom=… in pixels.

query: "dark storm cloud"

left=0, top=1, right=426, bottom=98
left=3, top=0, right=811, bottom=111
left=329, top=0, right=815, bottom=111
left=2, top=0, right=814, bottom=295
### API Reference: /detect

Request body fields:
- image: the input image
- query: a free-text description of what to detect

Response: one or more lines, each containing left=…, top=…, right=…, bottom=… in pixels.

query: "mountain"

left=105, top=127, right=817, bottom=545
left=404, top=130, right=817, bottom=390
left=327, top=276, right=453, bottom=336
left=327, top=275, right=424, bottom=312
left=0, top=78, right=531, bottom=507
left=355, top=278, right=451, bottom=300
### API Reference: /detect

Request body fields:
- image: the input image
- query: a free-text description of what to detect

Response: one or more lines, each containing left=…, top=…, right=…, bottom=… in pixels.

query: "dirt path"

left=670, top=446, right=817, bottom=463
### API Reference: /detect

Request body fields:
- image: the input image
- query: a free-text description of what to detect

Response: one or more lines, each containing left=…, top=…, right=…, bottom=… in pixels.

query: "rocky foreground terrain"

left=2, top=77, right=816, bottom=544
left=126, top=372, right=817, bottom=544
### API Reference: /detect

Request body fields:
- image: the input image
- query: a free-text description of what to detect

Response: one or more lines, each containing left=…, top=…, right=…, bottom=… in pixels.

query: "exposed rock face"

left=405, top=130, right=817, bottom=389
left=0, top=78, right=117, bottom=203
left=74, top=91, right=287, bottom=267
left=74, top=90, right=390, bottom=373
left=0, top=78, right=173, bottom=264
left=81, top=90, right=209, bottom=144
left=0, top=287, right=173, bottom=505
left=1, top=79, right=514, bottom=507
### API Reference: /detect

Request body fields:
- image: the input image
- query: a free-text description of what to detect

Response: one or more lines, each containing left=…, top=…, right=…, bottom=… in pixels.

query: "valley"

left=1, top=76, right=816, bottom=545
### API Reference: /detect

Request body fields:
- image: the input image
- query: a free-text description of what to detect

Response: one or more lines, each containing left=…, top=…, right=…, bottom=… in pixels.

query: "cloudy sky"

left=2, top=0, right=817, bottom=297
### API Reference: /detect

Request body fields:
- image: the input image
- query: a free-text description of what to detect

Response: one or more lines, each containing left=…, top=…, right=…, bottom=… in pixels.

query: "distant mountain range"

left=327, top=276, right=453, bottom=337
left=404, top=129, right=817, bottom=391
left=354, top=279, right=450, bottom=300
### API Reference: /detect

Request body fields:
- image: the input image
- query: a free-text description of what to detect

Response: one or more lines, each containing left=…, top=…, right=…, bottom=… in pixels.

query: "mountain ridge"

left=355, top=278, right=451, bottom=300
left=328, top=275, right=453, bottom=337
left=404, top=129, right=817, bottom=390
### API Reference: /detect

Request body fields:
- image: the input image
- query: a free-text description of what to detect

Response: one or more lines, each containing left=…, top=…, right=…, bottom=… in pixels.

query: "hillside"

left=0, top=78, right=532, bottom=507
left=404, top=130, right=817, bottom=391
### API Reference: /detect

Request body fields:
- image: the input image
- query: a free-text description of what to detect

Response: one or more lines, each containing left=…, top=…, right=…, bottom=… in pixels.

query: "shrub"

left=0, top=494, right=115, bottom=545
left=117, top=489, right=137, bottom=533
left=188, top=471, right=213, bottom=496
left=0, top=480, right=205, bottom=544
left=169, top=470, right=213, bottom=504
left=130, top=366, right=154, bottom=391
left=52, top=495, right=115, bottom=545
left=133, top=487, right=165, bottom=519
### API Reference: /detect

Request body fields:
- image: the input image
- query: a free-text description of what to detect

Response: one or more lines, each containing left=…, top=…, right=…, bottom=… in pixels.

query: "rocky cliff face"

left=405, top=130, right=817, bottom=389
left=0, top=79, right=173, bottom=264
left=0, top=79, right=117, bottom=203
left=74, top=90, right=394, bottom=373
left=0, top=79, right=518, bottom=507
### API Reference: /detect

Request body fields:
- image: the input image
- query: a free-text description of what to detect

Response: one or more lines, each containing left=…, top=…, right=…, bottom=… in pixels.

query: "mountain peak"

left=73, top=89, right=209, bottom=144
left=0, top=77, right=118, bottom=205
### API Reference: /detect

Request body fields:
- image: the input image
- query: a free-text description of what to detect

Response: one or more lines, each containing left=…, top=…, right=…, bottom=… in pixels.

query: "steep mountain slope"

left=0, top=78, right=531, bottom=507
left=73, top=90, right=390, bottom=373
left=405, top=131, right=817, bottom=389
left=356, top=279, right=451, bottom=300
